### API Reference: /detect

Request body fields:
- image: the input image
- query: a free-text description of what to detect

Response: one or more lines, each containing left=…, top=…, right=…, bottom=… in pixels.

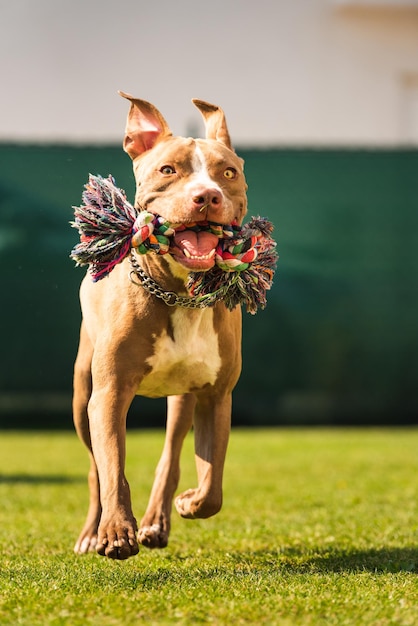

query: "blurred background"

left=1, top=0, right=417, bottom=428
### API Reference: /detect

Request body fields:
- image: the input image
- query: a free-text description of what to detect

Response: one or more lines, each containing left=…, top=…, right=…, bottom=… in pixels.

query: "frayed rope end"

left=70, top=174, right=137, bottom=281
left=187, top=217, right=278, bottom=314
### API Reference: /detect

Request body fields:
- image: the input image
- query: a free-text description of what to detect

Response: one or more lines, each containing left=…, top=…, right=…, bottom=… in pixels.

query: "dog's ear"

left=119, top=91, right=172, bottom=159
left=192, top=99, right=232, bottom=149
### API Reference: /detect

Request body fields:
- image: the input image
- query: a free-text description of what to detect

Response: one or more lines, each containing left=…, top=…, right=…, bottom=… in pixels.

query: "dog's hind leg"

left=73, top=322, right=101, bottom=555
left=175, top=392, right=231, bottom=520
left=138, top=393, right=195, bottom=548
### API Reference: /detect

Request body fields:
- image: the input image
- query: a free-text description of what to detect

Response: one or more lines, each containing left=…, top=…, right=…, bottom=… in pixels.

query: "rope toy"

left=71, top=174, right=278, bottom=313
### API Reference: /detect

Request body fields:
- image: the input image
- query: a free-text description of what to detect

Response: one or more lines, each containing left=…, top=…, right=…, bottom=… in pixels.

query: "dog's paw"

left=96, top=519, right=139, bottom=560
left=175, top=488, right=222, bottom=519
left=138, top=524, right=168, bottom=549
left=74, top=519, right=100, bottom=555
left=74, top=533, right=98, bottom=555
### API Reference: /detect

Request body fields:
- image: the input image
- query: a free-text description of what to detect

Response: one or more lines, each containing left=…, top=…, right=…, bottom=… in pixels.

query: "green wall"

left=0, top=144, right=417, bottom=426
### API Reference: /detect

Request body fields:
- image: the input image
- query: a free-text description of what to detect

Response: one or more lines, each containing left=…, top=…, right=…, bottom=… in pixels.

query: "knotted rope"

left=71, top=174, right=278, bottom=313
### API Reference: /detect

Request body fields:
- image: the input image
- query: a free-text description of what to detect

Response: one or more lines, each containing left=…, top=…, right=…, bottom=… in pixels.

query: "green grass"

left=0, top=428, right=417, bottom=625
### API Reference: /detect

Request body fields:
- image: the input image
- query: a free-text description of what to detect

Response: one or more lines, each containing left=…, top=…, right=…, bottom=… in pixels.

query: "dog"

left=72, top=93, right=248, bottom=559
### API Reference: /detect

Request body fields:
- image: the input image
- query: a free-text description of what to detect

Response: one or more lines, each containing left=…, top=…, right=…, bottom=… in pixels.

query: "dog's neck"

left=133, top=249, right=191, bottom=296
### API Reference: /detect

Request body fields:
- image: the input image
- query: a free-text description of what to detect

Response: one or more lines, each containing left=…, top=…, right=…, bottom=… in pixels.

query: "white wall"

left=1, top=0, right=418, bottom=146
left=298, top=2, right=418, bottom=145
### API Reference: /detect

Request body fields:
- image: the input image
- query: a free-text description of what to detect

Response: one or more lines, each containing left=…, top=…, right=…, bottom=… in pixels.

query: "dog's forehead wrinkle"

left=134, top=137, right=196, bottom=171
left=195, top=139, right=244, bottom=173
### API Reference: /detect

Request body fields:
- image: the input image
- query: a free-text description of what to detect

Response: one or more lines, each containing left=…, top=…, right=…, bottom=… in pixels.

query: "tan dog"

left=73, top=93, right=247, bottom=559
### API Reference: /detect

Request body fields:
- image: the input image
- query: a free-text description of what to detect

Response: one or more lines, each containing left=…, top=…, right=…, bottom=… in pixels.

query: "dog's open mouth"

left=170, top=230, right=219, bottom=271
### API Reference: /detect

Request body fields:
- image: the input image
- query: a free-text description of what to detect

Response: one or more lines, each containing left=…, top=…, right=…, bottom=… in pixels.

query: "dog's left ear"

left=119, top=91, right=172, bottom=159
left=192, top=99, right=232, bottom=150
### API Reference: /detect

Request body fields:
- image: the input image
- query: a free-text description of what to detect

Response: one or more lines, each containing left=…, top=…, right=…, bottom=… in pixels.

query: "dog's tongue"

left=171, top=229, right=219, bottom=270
left=173, top=230, right=219, bottom=257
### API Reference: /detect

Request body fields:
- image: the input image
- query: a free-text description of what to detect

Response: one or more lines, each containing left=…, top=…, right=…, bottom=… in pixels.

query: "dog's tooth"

left=183, top=250, right=216, bottom=261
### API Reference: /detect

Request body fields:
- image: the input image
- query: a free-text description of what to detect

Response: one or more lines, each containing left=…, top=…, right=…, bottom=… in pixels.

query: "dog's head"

left=119, top=92, right=247, bottom=272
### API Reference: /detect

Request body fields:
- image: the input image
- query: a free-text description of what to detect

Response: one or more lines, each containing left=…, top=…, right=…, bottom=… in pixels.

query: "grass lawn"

left=0, top=427, right=417, bottom=625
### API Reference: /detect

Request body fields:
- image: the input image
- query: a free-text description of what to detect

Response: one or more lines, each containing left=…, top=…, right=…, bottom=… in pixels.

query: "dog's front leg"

left=175, top=392, right=231, bottom=519
left=88, top=371, right=139, bottom=560
left=139, top=394, right=195, bottom=548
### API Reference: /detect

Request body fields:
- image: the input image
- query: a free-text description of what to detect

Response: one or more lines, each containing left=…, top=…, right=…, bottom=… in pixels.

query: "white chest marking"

left=137, top=307, right=221, bottom=398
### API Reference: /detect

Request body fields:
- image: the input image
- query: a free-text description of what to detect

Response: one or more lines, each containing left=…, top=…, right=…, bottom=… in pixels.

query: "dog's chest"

left=137, top=308, right=221, bottom=398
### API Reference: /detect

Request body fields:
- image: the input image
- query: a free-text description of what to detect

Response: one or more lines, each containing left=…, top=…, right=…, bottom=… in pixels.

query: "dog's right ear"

left=192, top=99, right=232, bottom=149
left=119, top=91, right=172, bottom=159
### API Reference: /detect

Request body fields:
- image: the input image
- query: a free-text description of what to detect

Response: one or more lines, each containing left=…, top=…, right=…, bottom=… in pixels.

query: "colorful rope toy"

left=71, top=174, right=278, bottom=313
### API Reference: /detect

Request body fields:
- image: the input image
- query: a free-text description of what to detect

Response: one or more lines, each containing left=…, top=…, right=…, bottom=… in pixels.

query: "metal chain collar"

left=128, top=251, right=220, bottom=309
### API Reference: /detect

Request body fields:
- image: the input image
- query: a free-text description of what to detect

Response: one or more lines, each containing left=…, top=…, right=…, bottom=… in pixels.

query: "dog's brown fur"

left=73, top=94, right=247, bottom=559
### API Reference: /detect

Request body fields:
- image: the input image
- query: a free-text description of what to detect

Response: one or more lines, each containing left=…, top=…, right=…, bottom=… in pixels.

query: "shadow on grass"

left=0, top=473, right=84, bottom=484
left=307, top=546, right=418, bottom=574
left=89, top=546, right=418, bottom=593
left=225, top=546, right=418, bottom=575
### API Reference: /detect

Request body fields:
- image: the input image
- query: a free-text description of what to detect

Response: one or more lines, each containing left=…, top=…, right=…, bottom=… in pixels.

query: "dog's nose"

left=191, top=187, right=223, bottom=214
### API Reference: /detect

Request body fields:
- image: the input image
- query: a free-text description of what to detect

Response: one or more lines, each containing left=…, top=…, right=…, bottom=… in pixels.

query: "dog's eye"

left=160, top=165, right=176, bottom=175
left=223, top=167, right=237, bottom=180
